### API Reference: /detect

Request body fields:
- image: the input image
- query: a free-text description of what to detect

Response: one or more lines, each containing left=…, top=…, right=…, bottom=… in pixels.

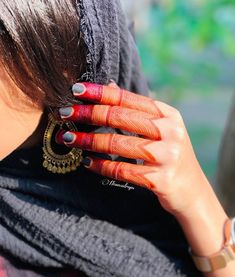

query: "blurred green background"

left=122, top=0, right=235, bottom=183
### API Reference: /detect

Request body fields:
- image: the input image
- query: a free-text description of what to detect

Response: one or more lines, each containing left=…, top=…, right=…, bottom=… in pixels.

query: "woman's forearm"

left=175, top=174, right=235, bottom=277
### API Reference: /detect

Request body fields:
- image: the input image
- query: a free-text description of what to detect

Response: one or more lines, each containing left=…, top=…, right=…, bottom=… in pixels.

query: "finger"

left=60, top=131, right=161, bottom=163
left=82, top=156, right=159, bottom=191
left=59, top=105, right=161, bottom=140
left=143, top=161, right=157, bottom=166
left=108, top=80, right=119, bottom=89
left=72, top=82, right=164, bottom=117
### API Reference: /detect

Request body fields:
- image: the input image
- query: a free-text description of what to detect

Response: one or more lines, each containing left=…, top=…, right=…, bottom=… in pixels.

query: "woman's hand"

left=58, top=84, right=233, bottom=276
left=58, top=82, right=208, bottom=217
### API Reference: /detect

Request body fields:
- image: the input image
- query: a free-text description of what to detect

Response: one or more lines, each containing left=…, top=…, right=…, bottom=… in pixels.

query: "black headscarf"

left=0, top=0, right=200, bottom=276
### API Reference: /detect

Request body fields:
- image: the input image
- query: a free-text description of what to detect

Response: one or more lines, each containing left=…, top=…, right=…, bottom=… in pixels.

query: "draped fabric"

left=78, top=0, right=149, bottom=95
left=0, top=0, right=201, bottom=276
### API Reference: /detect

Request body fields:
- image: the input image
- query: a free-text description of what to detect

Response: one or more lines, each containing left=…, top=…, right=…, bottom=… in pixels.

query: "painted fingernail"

left=72, top=83, right=103, bottom=102
left=82, top=157, right=92, bottom=168
left=59, top=107, right=73, bottom=118
left=62, top=132, right=76, bottom=144
left=72, top=83, right=86, bottom=95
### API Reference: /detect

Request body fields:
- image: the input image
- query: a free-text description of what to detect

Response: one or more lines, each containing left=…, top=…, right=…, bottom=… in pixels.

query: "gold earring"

left=42, top=112, right=83, bottom=174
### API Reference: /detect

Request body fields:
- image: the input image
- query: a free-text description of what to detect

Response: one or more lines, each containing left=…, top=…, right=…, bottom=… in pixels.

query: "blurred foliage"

left=137, top=0, right=235, bottom=102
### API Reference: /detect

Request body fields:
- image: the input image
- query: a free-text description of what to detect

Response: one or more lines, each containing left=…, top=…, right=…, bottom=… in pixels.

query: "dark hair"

left=0, top=0, right=87, bottom=108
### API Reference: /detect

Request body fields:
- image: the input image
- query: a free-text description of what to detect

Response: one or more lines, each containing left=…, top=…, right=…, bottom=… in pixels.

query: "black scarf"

left=0, top=0, right=200, bottom=276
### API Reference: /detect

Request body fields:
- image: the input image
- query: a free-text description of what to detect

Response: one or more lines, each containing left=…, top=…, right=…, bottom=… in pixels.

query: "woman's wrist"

left=174, top=177, right=228, bottom=257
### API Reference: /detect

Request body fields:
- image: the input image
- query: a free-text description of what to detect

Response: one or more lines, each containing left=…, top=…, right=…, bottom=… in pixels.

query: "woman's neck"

left=18, top=111, right=48, bottom=150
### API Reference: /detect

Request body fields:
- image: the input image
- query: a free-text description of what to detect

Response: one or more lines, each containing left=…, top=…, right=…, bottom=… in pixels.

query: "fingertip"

left=72, top=82, right=103, bottom=102
left=62, top=131, right=76, bottom=144
left=59, top=107, right=74, bottom=119
left=82, top=157, right=93, bottom=168
left=72, top=83, right=86, bottom=96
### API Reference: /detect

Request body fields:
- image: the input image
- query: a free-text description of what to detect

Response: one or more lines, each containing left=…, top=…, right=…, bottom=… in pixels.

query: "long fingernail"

left=82, top=157, right=92, bottom=168
left=62, top=132, right=76, bottom=144
left=59, top=107, right=73, bottom=118
left=72, top=83, right=86, bottom=95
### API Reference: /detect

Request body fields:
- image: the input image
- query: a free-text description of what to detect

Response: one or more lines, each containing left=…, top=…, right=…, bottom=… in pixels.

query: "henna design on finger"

left=71, top=105, right=94, bottom=124
left=102, top=106, right=161, bottom=140
left=62, top=105, right=161, bottom=140
left=109, top=134, right=158, bottom=162
left=64, top=132, right=159, bottom=163
left=72, top=83, right=103, bottom=102
left=84, top=157, right=158, bottom=190
left=72, top=83, right=163, bottom=117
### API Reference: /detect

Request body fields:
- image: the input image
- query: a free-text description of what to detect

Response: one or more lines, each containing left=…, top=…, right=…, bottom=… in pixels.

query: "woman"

left=0, top=0, right=234, bottom=276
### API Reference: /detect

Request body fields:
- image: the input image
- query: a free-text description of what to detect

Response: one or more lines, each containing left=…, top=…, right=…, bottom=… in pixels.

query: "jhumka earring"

left=42, top=111, right=83, bottom=174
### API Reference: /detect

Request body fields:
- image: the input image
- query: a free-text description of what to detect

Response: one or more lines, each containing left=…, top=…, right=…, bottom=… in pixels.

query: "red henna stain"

left=149, top=117, right=162, bottom=140
left=156, top=106, right=164, bottom=118
left=141, top=172, right=157, bottom=190
left=147, top=102, right=164, bottom=118
left=91, top=158, right=107, bottom=174
left=73, top=132, right=94, bottom=150
left=111, top=161, right=123, bottom=180
left=72, top=105, right=94, bottom=124
left=146, top=181, right=156, bottom=190
left=105, top=107, right=154, bottom=139
left=117, top=88, right=124, bottom=106
left=105, top=106, right=113, bottom=126
left=77, top=83, right=103, bottom=102
left=107, top=134, right=115, bottom=154
left=152, top=102, right=164, bottom=118
left=109, top=163, right=156, bottom=189
left=138, top=140, right=159, bottom=163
